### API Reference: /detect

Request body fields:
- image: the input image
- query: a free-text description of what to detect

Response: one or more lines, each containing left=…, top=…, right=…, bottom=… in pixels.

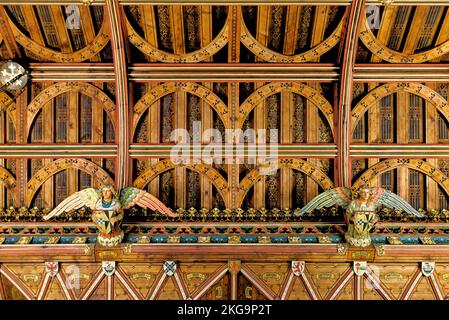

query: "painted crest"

left=164, top=261, right=177, bottom=276
left=353, top=261, right=367, bottom=276
left=421, top=261, right=435, bottom=277
left=291, top=261, right=305, bottom=276
left=45, top=261, right=59, bottom=277
left=102, top=261, right=116, bottom=276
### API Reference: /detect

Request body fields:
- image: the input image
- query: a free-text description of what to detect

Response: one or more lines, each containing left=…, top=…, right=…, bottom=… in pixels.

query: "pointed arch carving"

left=26, top=82, right=116, bottom=135
left=26, top=158, right=114, bottom=206
left=351, top=83, right=449, bottom=135
left=132, top=82, right=229, bottom=137
left=237, top=159, right=334, bottom=207
left=238, top=82, right=334, bottom=137
left=353, top=159, right=449, bottom=196
left=133, top=159, right=229, bottom=208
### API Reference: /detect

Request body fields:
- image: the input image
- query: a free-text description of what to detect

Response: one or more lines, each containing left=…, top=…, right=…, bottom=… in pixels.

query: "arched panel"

left=353, top=159, right=449, bottom=197
left=237, top=159, right=334, bottom=207
left=26, top=82, right=116, bottom=135
left=132, top=82, right=229, bottom=137
left=240, top=10, right=344, bottom=63
left=351, top=83, right=449, bottom=134
left=238, top=82, right=334, bottom=137
left=133, top=159, right=229, bottom=208
left=359, top=15, right=449, bottom=64
left=26, top=159, right=114, bottom=206
left=7, top=13, right=109, bottom=62
left=126, top=11, right=229, bottom=63
left=0, top=167, right=17, bottom=206
left=0, top=92, right=16, bottom=130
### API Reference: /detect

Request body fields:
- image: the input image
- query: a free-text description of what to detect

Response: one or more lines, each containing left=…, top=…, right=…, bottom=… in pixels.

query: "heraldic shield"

left=92, top=209, right=124, bottom=247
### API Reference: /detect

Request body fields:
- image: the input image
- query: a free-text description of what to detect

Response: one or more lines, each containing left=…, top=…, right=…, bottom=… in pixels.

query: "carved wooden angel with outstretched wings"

left=297, top=185, right=424, bottom=247
left=43, top=186, right=177, bottom=246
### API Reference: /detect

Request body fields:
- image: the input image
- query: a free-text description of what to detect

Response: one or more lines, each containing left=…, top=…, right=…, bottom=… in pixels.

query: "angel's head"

left=356, top=184, right=371, bottom=201
left=100, top=185, right=118, bottom=202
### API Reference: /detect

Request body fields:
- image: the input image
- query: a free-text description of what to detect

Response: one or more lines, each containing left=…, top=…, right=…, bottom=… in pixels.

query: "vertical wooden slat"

left=426, top=83, right=438, bottom=209
left=0, top=108, right=4, bottom=207
left=68, top=92, right=79, bottom=195
left=368, top=83, right=380, bottom=187
left=50, top=6, right=73, bottom=53
left=370, top=6, right=397, bottom=63
left=92, top=83, right=103, bottom=188
left=279, top=6, right=300, bottom=209
left=79, top=5, right=100, bottom=62
left=432, top=10, right=449, bottom=63
left=170, top=6, right=187, bottom=209
left=43, top=85, right=54, bottom=208
left=307, top=7, right=328, bottom=201
left=201, top=6, right=213, bottom=209
left=253, top=6, right=271, bottom=209
left=396, top=91, right=409, bottom=201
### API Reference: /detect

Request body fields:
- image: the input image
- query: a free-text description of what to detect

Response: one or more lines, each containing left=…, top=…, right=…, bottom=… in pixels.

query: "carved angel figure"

left=297, top=185, right=424, bottom=247
left=43, top=186, right=177, bottom=246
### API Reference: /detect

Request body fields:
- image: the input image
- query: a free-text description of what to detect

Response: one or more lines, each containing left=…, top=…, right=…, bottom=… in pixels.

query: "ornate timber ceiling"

left=2, top=0, right=449, bottom=212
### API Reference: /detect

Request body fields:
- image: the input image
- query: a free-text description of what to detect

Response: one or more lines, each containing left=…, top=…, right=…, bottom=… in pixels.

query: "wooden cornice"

left=351, top=145, right=449, bottom=158
left=4, top=0, right=449, bottom=5
left=30, top=63, right=449, bottom=82
left=0, top=145, right=117, bottom=158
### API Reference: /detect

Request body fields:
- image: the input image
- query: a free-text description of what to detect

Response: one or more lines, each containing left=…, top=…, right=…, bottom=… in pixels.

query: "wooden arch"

left=351, top=82, right=449, bottom=134
left=133, top=159, right=229, bottom=208
left=132, top=82, right=229, bottom=137
left=126, top=13, right=229, bottom=63
left=0, top=167, right=17, bottom=206
left=237, top=159, right=334, bottom=207
left=0, top=92, right=16, bottom=129
left=26, top=82, right=116, bottom=135
left=8, top=14, right=109, bottom=62
left=240, top=10, right=344, bottom=63
left=353, top=159, right=449, bottom=196
left=238, top=82, right=334, bottom=136
left=27, top=159, right=114, bottom=206
left=359, top=15, right=449, bottom=64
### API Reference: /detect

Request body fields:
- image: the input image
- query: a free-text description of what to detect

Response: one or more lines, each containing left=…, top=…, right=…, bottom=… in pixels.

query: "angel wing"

left=296, top=187, right=353, bottom=215
left=43, top=188, right=100, bottom=220
left=370, top=187, right=424, bottom=217
left=120, top=187, right=178, bottom=217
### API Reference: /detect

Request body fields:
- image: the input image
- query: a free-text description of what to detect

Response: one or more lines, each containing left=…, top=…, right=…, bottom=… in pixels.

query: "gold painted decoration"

left=0, top=92, right=16, bottom=128
left=237, top=159, right=334, bottom=207
left=17, top=236, right=32, bottom=244
left=0, top=166, right=17, bottom=191
left=359, top=15, right=449, bottom=63
left=353, top=159, right=449, bottom=197
left=8, top=15, right=109, bottom=62
left=26, top=158, right=114, bottom=206
left=387, top=236, right=403, bottom=245
left=240, top=11, right=344, bottom=63
left=126, top=13, right=229, bottom=63
left=288, top=236, right=301, bottom=244
left=238, top=82, right=334, bottom=136
left=351, top=83, right=449, bottom=134
left=133, top=159, right=229, bottom=208
left=133, top=82, right=229, bottom=135
left=27, top=82, right=116, bottom=134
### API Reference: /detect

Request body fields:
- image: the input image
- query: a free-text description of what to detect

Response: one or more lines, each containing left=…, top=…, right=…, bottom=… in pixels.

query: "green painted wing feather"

left=296, top=187, right=352, bottom=215
left=375, top=188, right=424, bottom=217
left=119, top=187, right=140, bottom=207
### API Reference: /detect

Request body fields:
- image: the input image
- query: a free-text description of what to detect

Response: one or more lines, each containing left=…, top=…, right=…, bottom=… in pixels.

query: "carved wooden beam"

left=351, top=145, right=449, bottom=158
left=337, top=0, right=365, bottom=187
left=0, top=145, right=117, bottom=158
left=106, top=0, right=129, bottom=189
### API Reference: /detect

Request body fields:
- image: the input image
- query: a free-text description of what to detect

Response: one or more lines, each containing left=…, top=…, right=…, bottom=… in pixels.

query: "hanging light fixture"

left=0, top=60, right=29, bottom=113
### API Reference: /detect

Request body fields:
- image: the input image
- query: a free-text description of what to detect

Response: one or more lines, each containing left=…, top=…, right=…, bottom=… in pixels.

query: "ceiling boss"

left=297, top=185, right=424, bottom=247
left=43, top=186, right=177, bottom=246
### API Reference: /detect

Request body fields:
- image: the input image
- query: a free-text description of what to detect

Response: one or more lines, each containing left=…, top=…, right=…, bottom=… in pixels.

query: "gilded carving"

left=126, top=12, right=229, bottom=63
left=240, top=11, right=344, bottom=63
left=8, top=14, right=109, bottom=62
left=360, top=15, right=449, bottom=63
